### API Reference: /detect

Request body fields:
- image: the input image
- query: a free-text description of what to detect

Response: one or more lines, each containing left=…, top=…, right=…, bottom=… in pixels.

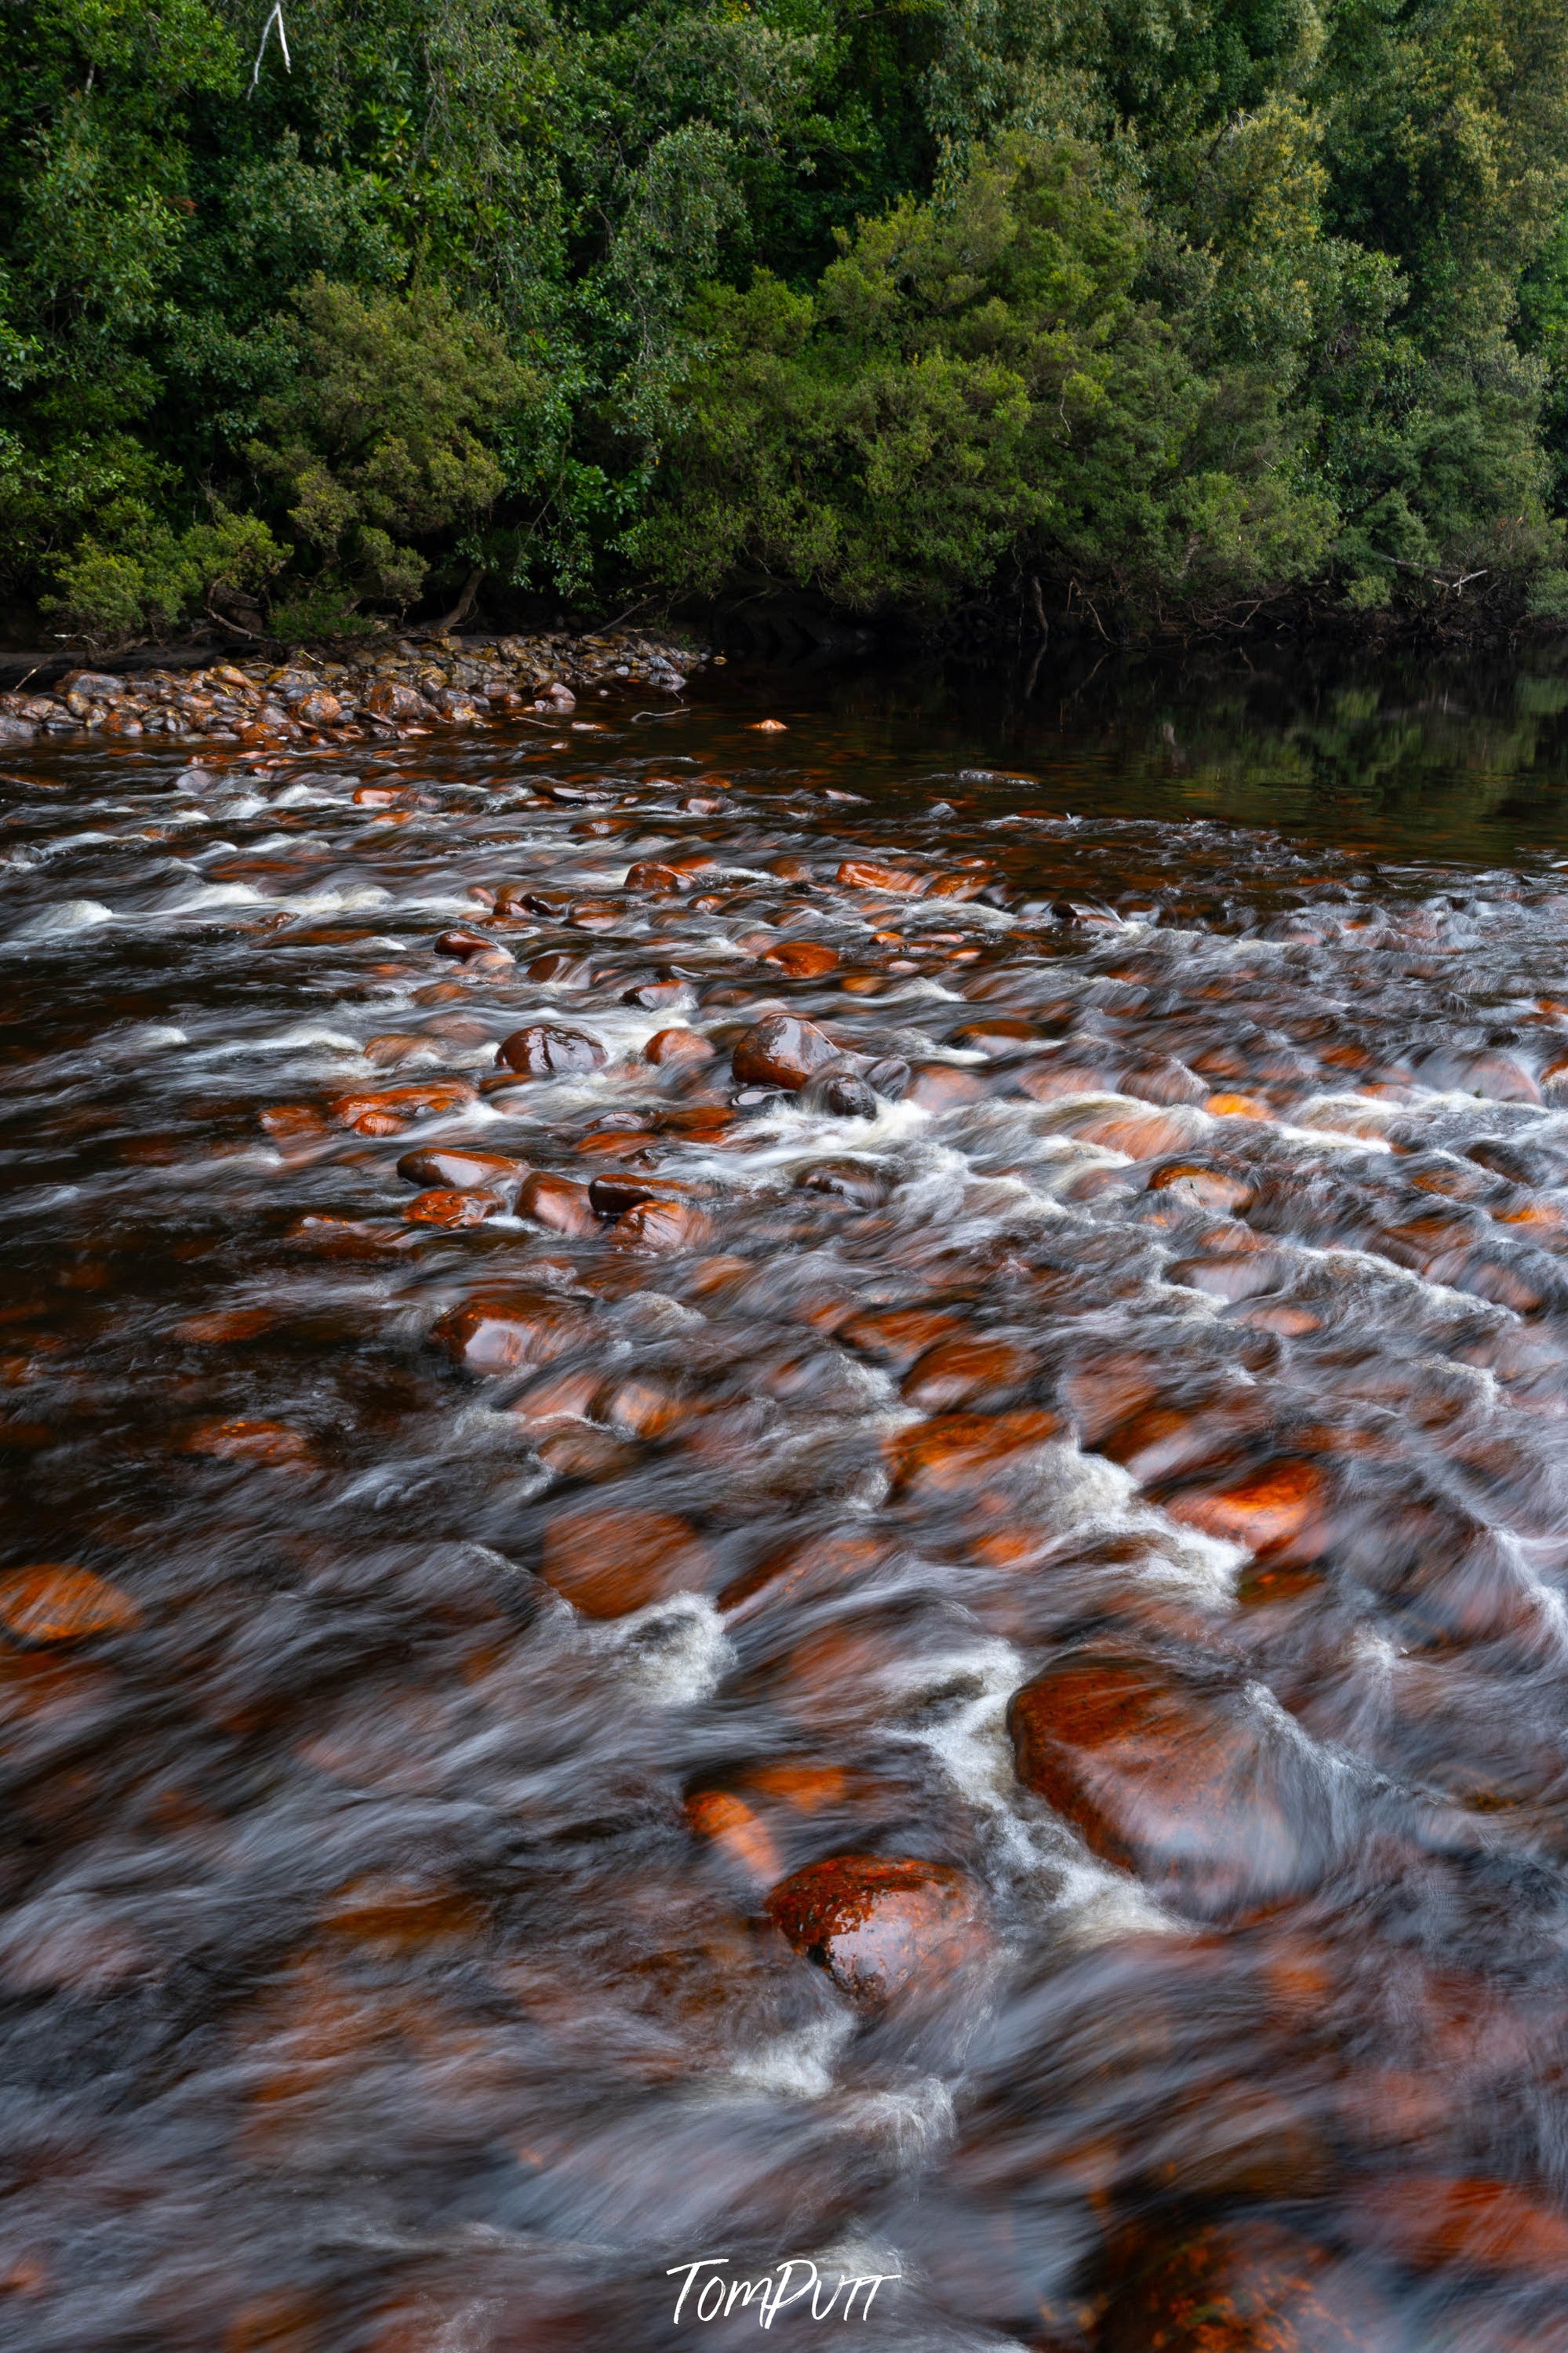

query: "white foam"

left=279, top=883, right=395, bottom=914
left=834, top=2078, right=956, bottom=2162
left=609, top=1592, right=734, bottom=1706
left=271, top=782, right=339, bottom=807
left=725, top=2012, right=856, bottom=2102
left=121, top=1024, right=188, bottom=1050
left=904, top=1666, right=1174, bottom=1954
left=13, top=898, right=115, bottom=939
left=161, top=882, right=268, bottom=912
left=209, top=1023, right=362, bottom=1056
left=882, top=1641, right=1035, bottom=1848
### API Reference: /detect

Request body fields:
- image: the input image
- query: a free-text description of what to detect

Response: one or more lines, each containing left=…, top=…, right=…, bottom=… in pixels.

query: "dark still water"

left=5, top=654, right=1568, bottom=2352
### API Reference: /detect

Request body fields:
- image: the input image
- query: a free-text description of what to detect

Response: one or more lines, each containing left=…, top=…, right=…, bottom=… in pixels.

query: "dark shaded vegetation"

left=5, top=0, right=1568, bottom=643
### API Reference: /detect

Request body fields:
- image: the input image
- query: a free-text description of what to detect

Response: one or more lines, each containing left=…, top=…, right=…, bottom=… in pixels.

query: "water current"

left=5, top=657, right=1568, bottom=2351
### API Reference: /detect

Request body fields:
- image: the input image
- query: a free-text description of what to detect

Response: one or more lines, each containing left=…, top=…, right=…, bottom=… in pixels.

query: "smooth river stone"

left=1008, top=1646, right=1319, bottom=1918
left=537, top=1504, right=715, bottom=1617
left=764, top=1854, right=982, bottom=2007
left=729, top=1014, right=844, bottom=1090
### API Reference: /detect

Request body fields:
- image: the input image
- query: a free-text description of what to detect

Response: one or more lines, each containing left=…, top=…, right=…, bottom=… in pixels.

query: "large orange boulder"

left=537, top=1505, right=715, bottom=1617
left=431, top=1290, right=596, bottom=1372
left=1008, top=1648, right=1315, bottom=1917
left=0, top=1565, right=141, bottom=1645
left=764, top=1854, right=981, bottom=2007
left=730, top=1014, right=843, bottom=1090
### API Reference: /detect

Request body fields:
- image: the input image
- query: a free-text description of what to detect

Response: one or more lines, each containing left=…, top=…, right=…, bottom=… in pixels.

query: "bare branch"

left=248, top=1, right=291, bottom=98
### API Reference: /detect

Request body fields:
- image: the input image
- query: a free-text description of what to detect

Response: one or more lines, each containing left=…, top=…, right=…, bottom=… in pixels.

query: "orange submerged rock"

left=885, top=1410, right=1060, bottom=1496
left=397, top=1146, right=530, bottom=1191
left=644, top=1026, right=715, bottom=1065
left=1352, top=2174, right=1568, bottom=2280
left=402, top=1188, right=503, bottom=1228
left=517, top=1172, right=598, bottom=1235
left=327, top=1080, right=477, bottom=1134
left=836, top=858, right=925, bottom=895
left=764, top=1854, right=981, bottom=2006
left=1166, top=1458, right=1326, bottom=1555
left=900, top=1334, right=1037, bottom=1411
left=0, top=1564, right=141, bottom=1645
left=537, top=1504, right=715, bottom=1617
left=431, top=1290, right=596, bottom=1372
left=1148, top=1160, right=1255, bottom=1214
left=686, top=1789, right=783, bottom=1887
left=609, top=1197, right=715, bottom=1252
left=1008, top=1648, right=1315, bottom=1917
left=760, top=939, right=839, bottom=978
left=184, top=1417, right=315, bottom=1465
left=1101, top=2218, right=1395, bottom=2353
left=171, top=1306, right=280, bottom=1343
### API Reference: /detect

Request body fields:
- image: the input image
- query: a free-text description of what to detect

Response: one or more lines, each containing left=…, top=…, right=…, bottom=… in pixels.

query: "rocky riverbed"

left=0, top=625, right=705, bottom=749
left=3, top=674, right=1568, bottom=2351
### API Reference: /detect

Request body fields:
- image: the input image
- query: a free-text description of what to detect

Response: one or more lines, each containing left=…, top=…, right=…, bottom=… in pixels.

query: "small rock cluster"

left=0, top=627, right=706, bottom=749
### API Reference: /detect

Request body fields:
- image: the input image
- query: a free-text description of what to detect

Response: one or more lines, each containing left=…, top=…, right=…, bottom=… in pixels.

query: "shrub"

left=41, top=504, right=283, bottom=643
left=249, top=279, right=527, bottom=616
left=641, top=139, right=1332, bottom=621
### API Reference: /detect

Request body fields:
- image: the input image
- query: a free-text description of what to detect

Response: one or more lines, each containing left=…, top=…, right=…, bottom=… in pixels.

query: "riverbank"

left=0, top=625, right=711, bottom=752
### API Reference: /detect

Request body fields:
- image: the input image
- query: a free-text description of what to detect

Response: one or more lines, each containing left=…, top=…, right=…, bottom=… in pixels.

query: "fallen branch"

left=204, top=593, right=267, bottom=640
left=424, top=565, right=485, bottom=636
left=597, top=595, right=657, bottom=635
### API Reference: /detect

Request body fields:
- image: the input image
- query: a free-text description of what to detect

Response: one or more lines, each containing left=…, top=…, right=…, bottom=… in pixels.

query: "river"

left=3, top=651, right=1568, bottom=2351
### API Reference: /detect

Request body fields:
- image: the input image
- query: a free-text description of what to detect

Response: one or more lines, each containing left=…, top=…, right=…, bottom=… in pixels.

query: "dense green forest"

left=4, top=0, right=1568, bottom=643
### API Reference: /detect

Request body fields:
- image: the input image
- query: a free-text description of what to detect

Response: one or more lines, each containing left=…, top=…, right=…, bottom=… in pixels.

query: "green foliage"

left=1, top=0, right=1566, bottom=637
left=248, top=277, right=527, bottom=613
left=640, top=140, right=1331, bottom=616
left=42, top=502, right=284, bottom=641
left=267, top=581, right=386, bottom=641
left=1526, top=568, right=1568, bottom=622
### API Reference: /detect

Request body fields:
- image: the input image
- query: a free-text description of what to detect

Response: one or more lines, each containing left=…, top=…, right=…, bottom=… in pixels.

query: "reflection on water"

left=823, top=649, right=1568, bottom=864
left=2, top=654, right=1568, bottom=2351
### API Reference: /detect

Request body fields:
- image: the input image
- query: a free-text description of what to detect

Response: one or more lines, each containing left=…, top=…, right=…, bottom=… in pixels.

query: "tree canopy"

left=3, top=0, right=1568, bottom=638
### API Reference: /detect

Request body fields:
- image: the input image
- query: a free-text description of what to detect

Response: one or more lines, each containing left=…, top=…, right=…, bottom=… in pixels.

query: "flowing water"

left=5, top=657, right=1568, bottom=2351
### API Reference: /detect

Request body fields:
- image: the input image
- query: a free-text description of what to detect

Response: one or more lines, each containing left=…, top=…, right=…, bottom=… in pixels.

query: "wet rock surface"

left=5, top=674, right=1568, bottom=2348
left=1008, top=1648, right=1320, bottom=1918
left=1099, top=2219, right=1400, bottom=2353
left=0, top=625, right=704, bottom=752
left=764, top=1853, right=983, bottom=2008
